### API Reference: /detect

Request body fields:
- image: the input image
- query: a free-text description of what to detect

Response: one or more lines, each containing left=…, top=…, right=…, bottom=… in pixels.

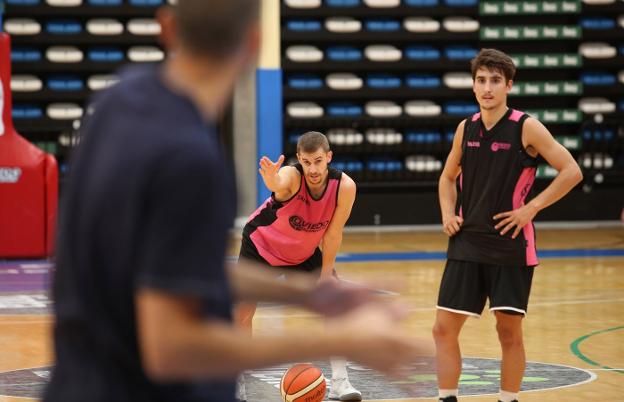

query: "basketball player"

left=236, top=131, right=362, bottom=401
left=43, top=2, right=432, bottom=402
left=433, top=49, right=583, bottom=402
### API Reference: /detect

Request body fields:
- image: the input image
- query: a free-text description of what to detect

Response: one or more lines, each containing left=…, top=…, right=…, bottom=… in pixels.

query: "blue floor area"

left=3, top=248, right=624, bottom=266
left=336, top=248, right=624, bottom=263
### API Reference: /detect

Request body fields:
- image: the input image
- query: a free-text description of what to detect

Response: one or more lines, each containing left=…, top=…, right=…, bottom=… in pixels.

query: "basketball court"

left=1, top=226, right=622, bottom=401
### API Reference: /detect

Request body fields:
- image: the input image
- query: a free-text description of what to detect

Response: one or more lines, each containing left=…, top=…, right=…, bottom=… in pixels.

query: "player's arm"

left=439, top=119, right=465, bottom=236
left=136, top=288, right=432, bottom=381
left=319, top=174, right=356, bottom=282
left=494, top=117, right=583, bottom=238
left=258, top=155, right=299, bottom=200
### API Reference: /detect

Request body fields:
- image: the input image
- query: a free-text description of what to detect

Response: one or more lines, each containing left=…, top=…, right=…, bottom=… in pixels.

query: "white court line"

left=256, top=296, right=624, bottom=318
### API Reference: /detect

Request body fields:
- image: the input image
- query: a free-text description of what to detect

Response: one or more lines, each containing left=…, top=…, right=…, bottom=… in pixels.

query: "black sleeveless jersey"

left=447, top=109, right=539, bottom=267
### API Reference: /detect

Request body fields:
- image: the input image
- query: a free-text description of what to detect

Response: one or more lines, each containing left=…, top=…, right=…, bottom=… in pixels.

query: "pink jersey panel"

left=512, top=167, right=538, bottom=266
left=250, top=175, right=340, bottom=266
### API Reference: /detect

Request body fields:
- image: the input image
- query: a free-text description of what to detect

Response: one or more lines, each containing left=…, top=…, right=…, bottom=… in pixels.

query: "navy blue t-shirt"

left=44, top=65, right=237, bottom=402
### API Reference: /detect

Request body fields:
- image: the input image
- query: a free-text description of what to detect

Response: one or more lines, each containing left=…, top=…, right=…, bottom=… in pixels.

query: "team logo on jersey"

left=491, top=142, right=511, bottom=152
left=467, top=141, right=480, bottom=148
left=295, top=194, right=310, bottom=206
left=289, top=215, right=330, bottom=232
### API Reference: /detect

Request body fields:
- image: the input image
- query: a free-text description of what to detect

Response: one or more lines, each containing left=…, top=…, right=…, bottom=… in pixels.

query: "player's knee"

left=495, top=324, right=523, bottom=348
left=432, top=321, right=457, bottom=342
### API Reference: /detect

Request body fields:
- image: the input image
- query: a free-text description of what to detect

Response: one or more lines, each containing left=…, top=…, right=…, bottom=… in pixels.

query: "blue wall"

left=255, top=68, right=282, bottom=205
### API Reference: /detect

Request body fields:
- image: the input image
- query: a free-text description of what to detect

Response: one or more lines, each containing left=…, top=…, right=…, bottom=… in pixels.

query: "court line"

left=570, top=326, right=624, bottom=375
left=256, top=296, right=624, bottom=317
left=335, top=248, right=624, bottom=263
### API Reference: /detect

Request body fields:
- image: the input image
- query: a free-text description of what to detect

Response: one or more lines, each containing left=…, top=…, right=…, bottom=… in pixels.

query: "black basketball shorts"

left=436, top=259, right=535, bottom=317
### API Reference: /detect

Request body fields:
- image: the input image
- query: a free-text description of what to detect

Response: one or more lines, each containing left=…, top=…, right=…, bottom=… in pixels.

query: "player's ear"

left=156, top=6, right=177, bottom=53
left=327, top=151, right=333, bottom=164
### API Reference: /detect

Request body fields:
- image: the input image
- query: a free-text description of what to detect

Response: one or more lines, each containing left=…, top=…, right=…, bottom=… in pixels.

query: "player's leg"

left=488, top=264, right=535, bottom=402
left=298, top=248, right=362, bottom=401
left=433, top=259, right=487, bottom=401
left=432, top=309, right=469, bottom=399
left=494, top=311, right=524, bottom=401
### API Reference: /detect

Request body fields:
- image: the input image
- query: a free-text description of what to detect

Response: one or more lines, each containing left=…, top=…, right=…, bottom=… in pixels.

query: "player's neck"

left=162, top=53, right=232, bottom=122
left=480, top=104, right=509, bottom=130
left=305, top=174, right=329, bottom=198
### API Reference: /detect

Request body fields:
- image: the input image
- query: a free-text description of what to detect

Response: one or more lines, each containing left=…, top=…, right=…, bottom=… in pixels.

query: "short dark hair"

left=470, top=48, right=516, bottom=83
left=174, top=0, right=259, bottom=58
left=297, top=131, right=330, bottom=153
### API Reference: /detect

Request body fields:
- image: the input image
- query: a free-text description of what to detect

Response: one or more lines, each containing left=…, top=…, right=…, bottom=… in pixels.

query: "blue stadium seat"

left=327, top=102, right=363, bottom=116
left=47, top=76, right=84, bottom=91
left=444, top=101, right=479, bottom=115
left=444, top=45, right=478, bottom=60
left=286, top=20, right=322, bottom=31
left=403, top=0, right=438, bottom=6
left=13, top=105, right=43, bottom=119
left=6, top=0, right=41, bottom=5
left=406, top=74, right=440, bottom=88
left=580, top=18, right=616, bottom=30
left=46, top=21, right=82, bottom=35
left=366, top=74, right=402, bottom=88
left=326, top=46, right=363, bottom=61
left=128, top=0, right=163, bottom=5
left=445, top=130, right=455, bottom=143
left=407, top=131, right=441, bottom=143
left=87, top=47, right=125, bottom=62
left=325, top=0, right=360, bottom=6
left=287, top=75, right=323, bottom=89
left=404, top=46, right=440, bottom=60
left=581, top=72, right=616, bottom=85
left=365, top=20, right=401, bottom=32
left=88, top=0, right=122, bottom=4
left=444, top=0, right=477, bottom=6
left=11, top=47, right=42, bottom=62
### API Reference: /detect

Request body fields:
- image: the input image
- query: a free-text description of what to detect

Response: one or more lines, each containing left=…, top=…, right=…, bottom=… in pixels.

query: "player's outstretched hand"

left=302, top=279, right=375, bottom=317
left=258, top=155, right=284, bottom=184
left=336, top=303, right=435, bottom=375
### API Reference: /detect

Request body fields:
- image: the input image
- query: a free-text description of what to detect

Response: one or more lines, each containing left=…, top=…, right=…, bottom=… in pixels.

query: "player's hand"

left=493, top=204, right=539, bottom=239
left=338, top=303, right=435, bottom=375
left=258, top=155, right=284, bottom=186
left=442, top=215, right=463, bottom=237
left=302, top=279, right=374, bottom=317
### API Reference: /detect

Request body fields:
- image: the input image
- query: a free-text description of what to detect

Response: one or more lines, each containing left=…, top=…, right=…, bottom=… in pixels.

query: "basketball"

left=280, top=363, right=327, bottom=402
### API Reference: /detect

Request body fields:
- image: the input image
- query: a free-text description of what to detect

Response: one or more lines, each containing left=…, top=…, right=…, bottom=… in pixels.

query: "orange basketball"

left=280, top=363, right=326, bottom=402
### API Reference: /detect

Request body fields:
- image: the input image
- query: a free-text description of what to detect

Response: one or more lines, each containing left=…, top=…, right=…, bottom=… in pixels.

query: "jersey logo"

left=491, top=142, right=511, bottom=152
left=467, top=141, right=480, bottom=148
left=295, top=194, right=310, bottom=206
left=289, top=215, right=330, bottom=232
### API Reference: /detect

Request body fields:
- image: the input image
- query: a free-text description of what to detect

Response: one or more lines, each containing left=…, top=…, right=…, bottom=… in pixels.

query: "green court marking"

left=570, top=326, right=624, bottom=374
left=460, top=380, right=493, bottom=385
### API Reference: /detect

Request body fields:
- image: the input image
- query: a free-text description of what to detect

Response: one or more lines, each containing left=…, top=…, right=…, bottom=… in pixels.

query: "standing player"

left=433, top=49, right=583, bottom=402
left=236, top=131, right=361, bottom=401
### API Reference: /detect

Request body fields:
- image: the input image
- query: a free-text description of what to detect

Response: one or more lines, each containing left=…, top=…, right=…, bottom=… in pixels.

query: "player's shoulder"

left=339, top=172, right=356, bottom=193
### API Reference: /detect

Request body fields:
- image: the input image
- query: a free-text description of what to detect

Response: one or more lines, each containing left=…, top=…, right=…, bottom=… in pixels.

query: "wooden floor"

left=1, top=228, right=623, bottom=401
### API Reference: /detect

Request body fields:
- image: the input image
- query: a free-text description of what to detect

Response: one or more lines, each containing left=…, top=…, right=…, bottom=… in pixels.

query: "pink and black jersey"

left=241, top=164, right=342, bottom=267
left=447, top=109, right=539, bottom=267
